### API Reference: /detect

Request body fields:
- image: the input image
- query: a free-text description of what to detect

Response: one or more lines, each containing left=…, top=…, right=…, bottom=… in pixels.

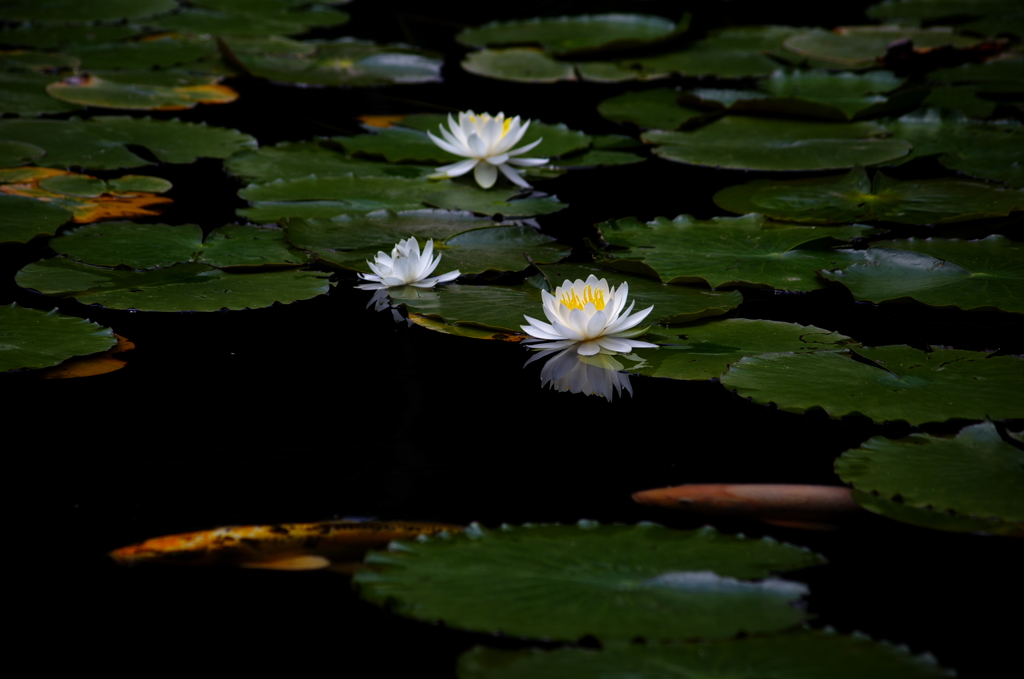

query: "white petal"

left=506, top=157, right=548, bottom=167
left=497, top=162, right=531, bottom=188
left=435, top=158, right=480, bottom=178
left=474, top=162, right=498, bottom=188
left=485, top=153, right=510, bottom=165
left=605, top=304, right=654, bottom=335
left=427, top=130, right=468, bottom=157
left=577, top=340, right=602, bottom=356
left=467, top=133, right=488, bottom=157
left=586, top=309, right=609, bottom=338
left=594, top=336, right=636, bottom=353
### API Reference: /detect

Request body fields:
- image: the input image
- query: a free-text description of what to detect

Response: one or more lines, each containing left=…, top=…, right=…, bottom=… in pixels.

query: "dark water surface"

left=7, top=1, right=1021, bottom=676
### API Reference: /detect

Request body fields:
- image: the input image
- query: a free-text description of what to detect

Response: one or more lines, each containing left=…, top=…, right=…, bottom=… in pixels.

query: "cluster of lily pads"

left=2, top=2, right=1023, bottom=676
left=1, top=0, right=441, bottom=115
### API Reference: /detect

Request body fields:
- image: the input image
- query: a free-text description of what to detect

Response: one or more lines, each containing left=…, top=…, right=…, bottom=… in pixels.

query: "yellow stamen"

left=502, top=117, right=511, bottom=137
left=560, top=285, right=605, bottom=311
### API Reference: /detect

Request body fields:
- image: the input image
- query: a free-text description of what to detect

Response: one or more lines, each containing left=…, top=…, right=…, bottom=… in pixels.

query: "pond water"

left=4, top=1, right=1022, bottom=677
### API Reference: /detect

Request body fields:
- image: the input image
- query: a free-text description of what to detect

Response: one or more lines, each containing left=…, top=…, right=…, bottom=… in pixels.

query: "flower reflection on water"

left=526, top=347, right=640, bottom=401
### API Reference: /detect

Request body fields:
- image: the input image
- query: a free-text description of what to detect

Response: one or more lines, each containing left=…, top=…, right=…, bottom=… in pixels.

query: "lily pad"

left=0, top=116, right=256, bottom=170
left=0, top=72, right=82, bottom=117
left=146, top=2, right=350, bottom=36
left=423, top=185, right=568, bottom=218
left=538, top=263, right=743, bottom=326
left=0, top=25, right=142, bottom=50
left=866, top=0, right=1020, bottom=24
left=597, top=214, right=874, bottom=291
left=0, top=192, right=71, bottom=244
left=459, top=629, right=954, bottom=679
left=820, top=236, right=1024, bottom=314
left=850, top=489, right=1024, bottom=537
left=15, top=257, right=332, bottom=312
left=355, top=522, right=823, bottom=642
left=721, top=346, right=1024, bottom=425
left=225, top=141, right=434, bottom=184
left=1, top=167, right=172, bottom=223
left=461, top=48, right=577, bottom=83
left=782, top=26, right=981, bottom=68
left=920, top=86, right=998, bottom=118
left=714, top=166, right=1024, bottom=224
left=630, top=26, right=804, bottom=79
left=751, top=70, right=921, bottom=121
left=597, top=88, right=708, bottom=130
left=224, top=37, right=441, bottom=87
left=885, top=111, right=1024, bottom=187
left=47, top=74, right=238, bottom=111
left=0, top=0, right=177, bottom=23
left=197, top=225, right=311, bottom=268
left=628, top=319, right=858, bottom=381
left=456, top=14, right=684, bottom=58
left=930, top=50, right=1024, bottom=95
left=0, top=140, right=45, bottom=168
left=0, top=303, right=117, bottom=373
left=837, top=421, right=1024, bottom=524
left=51, top=221, right=203, bottom=269
left=643, top=118, right=911, bottom=171
left=72, top=35, right=221, bottom=71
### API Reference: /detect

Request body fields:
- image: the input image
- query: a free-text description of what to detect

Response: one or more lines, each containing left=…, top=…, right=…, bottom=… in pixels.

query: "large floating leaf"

left=0, top=116, right=256, bottom=170
left=820, top=236, right=1024, bottom=315
left=48, top=222, right=309, bottom=270
left=782, top=26, right=981, bottom=68
left=422, top=185, right=568, bottom=218
left=16, top=257, right=332, bottom=312
left=850, top=489, right=1024, bottom=537
left=837, top=421, right=1024, bottom=525
left=714, top=166, right=1024, bottom=224
left=356, top=522, right=823, bottom=642
left=0, top=140, right=44, bottom=168
left=47, top=74, right=238, bottom=111
left=866, top=0, right=1020, bottom=24
left=1, top=167, right=172, bottom=224
left=224, top=37, right=441, bottom=87
left=628, top=319, right=858, bottom=381
left=461, top=48, right=577, bottom=83
left=597, top=88, right=708, bottom=130
left=643, top=118, right=910, bottom=171
left=456, top=14, right=684, bottom=57
left=0, top=72, right=82, bottom=117
left=596, top=214, right=873, bottom=291
left=459, top=630, right=954, bottom=679
left=238, top=175, right=446, bottom=221
left=146, top=1, right=350, bottom=36
left=0, top=193, right=71, bottom=244
left=71, top=34, right=221, bottom=71
left=721, top=346, right=1024, bottom=425
left=0, top=0, right=177, bottom=23
left=886, top=111, right=1024, bottom=187
left=538, top=263, right=744, bottom=326
left=0, top=303, right=116, bottom=373
left=930, top=50, right=1024, bottom=94
left=225, top=141, right=434, bottom=184
left=630, top=26, right=803, bottom=79
left=0, top=25, right=142, bottom=50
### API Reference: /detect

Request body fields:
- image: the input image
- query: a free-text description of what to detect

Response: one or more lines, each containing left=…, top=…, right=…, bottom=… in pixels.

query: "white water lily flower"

left=521, top=275, right=657, bottom=356
left=355, top=237, right=460, bottom=290
left=427, top=110, right=548, bottom=189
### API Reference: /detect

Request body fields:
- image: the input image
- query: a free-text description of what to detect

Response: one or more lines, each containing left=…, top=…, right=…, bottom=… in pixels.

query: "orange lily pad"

left=0, top=166, right=171, bottom=223
left=46, top=74, right=237, bottom=111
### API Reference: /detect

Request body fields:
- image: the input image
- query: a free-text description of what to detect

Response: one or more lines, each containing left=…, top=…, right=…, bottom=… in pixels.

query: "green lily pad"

left=820, top=235, right=1024, bottom=315
left=0, top=303, right=116, bottom=373
left=0, top=72, right=82, bottom=117
left=597, top=88, right=708, bottom=130
left=456, top=14, right=684, bottom=58
left=146, top=2, right=350, bottom=37
left=752, top=70, right=921, bottom=121
left=224, top=37, right=441, bottom=87
left=885, top=111, right=1024, bottom=187
left=714, top=166, right=1024, bottom=224
left=628, top=319, right=858, bottom=381
left=72, top=35, right=221, bottom=71
left=0, top=193, right=72, bottom=244
left=461, top=48, right=577, bottom=83
left=225, top=141, right=434, bottom=184
left=0, top=0, right=177, bottom=23
left=547, top=149, right=643, bottom=168
left=643, top=118, right=911, bottom=171
left=921, top=86, right=998, bottom=119
left=838, top=421, right=1024, bottom=524
left=423, top=185, right=568, bottom=218
left=15, top=257, right=332, bottom=312
left=0, top=140, right=45, bottom=167
left=355, top=522, right=823, bottom=643
left=782, top=26, right=981, bottom=68
left=0, top=25, right=142, bottom=50
left=597, top=214, right=874, bottom=291
left=850, top=489, right=1024, bottom=537
left=721, top=346, right=1024, bottom=425
left=538, top=263, right=743, bottom=326
left=46, top=73, right=238, bottom=110
left=37, top=173, right=171, bottom=197
left=459, top=629, right=954, bottom=679
left=0, top=116, right=256, bottom=170
left=630, top=26, right=804, bottom=79
left=197, top=224, right=311, bottom=268
left=930, top=50, right=1024, bottom=95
